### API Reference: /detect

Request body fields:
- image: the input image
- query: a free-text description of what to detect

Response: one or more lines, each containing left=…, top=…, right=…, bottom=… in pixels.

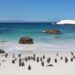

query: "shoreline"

left=0, top=41, right=75, bottom=53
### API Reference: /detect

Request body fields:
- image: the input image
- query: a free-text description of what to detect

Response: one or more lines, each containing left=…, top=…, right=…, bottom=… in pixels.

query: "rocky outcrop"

left=0, top=49, right=5, bottom=53
left=19, top=37, right=34, bottom=44
left=43, top=29, right=62, bottom=34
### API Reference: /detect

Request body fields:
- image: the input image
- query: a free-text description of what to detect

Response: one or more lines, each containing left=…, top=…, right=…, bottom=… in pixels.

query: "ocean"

left=0, top=23, right=75, bottom=52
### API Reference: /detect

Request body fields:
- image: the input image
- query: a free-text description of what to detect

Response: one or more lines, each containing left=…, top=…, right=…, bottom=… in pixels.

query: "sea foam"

left=0, top=42, right=75, bottom=53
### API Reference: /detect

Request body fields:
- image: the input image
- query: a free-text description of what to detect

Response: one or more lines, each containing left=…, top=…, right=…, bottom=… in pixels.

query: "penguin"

left=40, top=57, right=42, bottom=61
left=5, top=53, right=8, bottom=58
left=60, top=56, right=63, bottom=60
left=36, top=57, right=39, bottom=63
left=47, top=64, right=53, bottom=67
left=56, top=53, right=59, bottom=56
left=43, top=55, right=45, bottom=59
left=41, top=61, right=44, bottom=67
left=18, top=54, right=21, bottom=58
left=21, top=62, right=25, bottom=66
left=47, top=57, right=51, bottom=63
left=71, top=58, right=73, bottom=62
left=54, top=58, right=57, bottom=63
left=71, top=51, right=74, bottom=56
left=19, top=58, right=22, bottom=66
left=28, top=65, right=31, bottom=70
left=65, top=57, right=68, bottom=63
left=12, top=60, right=15, bottom=64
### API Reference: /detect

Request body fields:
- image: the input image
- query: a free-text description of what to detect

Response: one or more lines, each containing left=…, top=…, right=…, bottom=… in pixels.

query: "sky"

left=0, top=0, right=75, bottom=22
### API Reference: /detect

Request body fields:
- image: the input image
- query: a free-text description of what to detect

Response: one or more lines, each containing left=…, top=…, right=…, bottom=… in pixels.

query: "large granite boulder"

left=43, top=29, right=62, bottom=34
left=19, top=37, right=34, bottom=44
left=0, top=49, right=5, bottom=53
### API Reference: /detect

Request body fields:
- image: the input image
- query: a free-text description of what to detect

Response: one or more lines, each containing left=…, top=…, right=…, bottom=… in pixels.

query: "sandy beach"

left=0, top=51, right=75, bottom=75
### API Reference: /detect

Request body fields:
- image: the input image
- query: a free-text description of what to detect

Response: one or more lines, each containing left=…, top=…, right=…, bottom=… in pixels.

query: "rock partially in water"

left=19, top=37, right=34, bottom=44
left=0, top=49, right=5, bottom=53
left=43, top=29, right=62, bottom=35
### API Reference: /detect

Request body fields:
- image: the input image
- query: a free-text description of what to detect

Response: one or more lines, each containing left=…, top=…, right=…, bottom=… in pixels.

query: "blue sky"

left=0, top=0, right=75, bottom=21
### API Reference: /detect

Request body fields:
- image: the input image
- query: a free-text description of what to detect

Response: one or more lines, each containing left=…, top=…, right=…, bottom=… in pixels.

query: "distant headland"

left=56, top=20, right=75, bottom=25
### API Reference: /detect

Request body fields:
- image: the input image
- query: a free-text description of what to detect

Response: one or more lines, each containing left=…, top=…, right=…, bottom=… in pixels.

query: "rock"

left=19, top=37, right=34, bottom=44
left=0, top=49, right=5, bottom=53
left=43, top=29, right=62, bottom=35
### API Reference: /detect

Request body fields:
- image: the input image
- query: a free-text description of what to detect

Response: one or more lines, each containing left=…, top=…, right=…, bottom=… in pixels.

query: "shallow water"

left=0, top=23, right=75, bottom=52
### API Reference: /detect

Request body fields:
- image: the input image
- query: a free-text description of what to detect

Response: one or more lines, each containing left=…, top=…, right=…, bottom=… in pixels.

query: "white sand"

left=0, top=42, right=75, bottom=75
left=0, top=52, right=75, bottom=75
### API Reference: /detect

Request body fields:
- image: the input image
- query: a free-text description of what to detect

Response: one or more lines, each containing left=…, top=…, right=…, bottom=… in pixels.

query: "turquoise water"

left=0, top=23, right=75, bottom=45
